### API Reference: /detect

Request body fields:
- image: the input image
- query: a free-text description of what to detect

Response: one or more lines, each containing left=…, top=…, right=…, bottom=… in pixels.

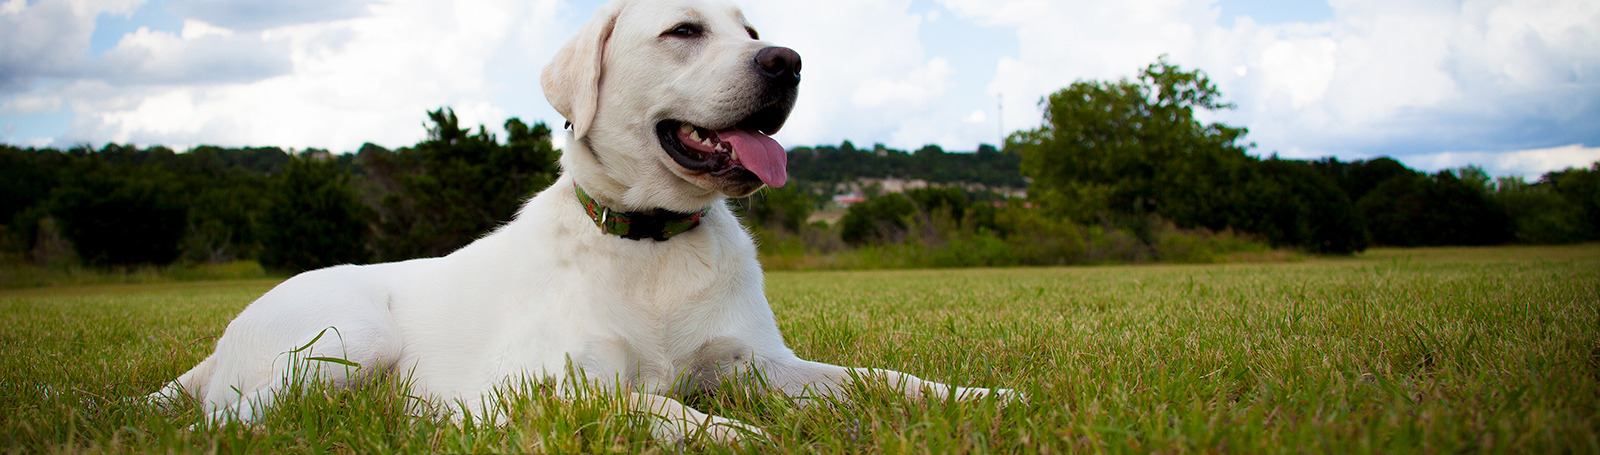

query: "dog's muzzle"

left=656, top=46, right=801, bottom=189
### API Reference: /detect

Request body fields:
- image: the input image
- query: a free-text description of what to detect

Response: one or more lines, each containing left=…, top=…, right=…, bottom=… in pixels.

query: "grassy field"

left=0, top=260, right=275, bottom=290
left=2, top=245, right=1596, bottom=453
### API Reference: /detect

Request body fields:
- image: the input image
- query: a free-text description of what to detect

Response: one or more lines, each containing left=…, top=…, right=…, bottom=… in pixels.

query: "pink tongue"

left=716, top=128, right=788, bottom=187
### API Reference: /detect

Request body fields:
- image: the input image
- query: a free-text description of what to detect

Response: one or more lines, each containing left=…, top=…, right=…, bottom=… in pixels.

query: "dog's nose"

left=755, top=47, right=801, bottom=84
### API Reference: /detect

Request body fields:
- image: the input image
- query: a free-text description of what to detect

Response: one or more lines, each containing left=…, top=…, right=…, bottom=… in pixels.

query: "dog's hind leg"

left=629, top=392, right=764, bottom=443
left=199, top=322, right=400, bottom=423
left=197, top=300, right=404, bottom=423
left=147, top=354, right=218, bottom=411
left=762, top=357, right=1025, bottom=405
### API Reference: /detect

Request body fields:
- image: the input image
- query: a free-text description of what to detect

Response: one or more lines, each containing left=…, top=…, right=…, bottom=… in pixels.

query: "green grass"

left=3, top=245, right=1597, bottom=453
left=0, top=260, right=277, bottom=290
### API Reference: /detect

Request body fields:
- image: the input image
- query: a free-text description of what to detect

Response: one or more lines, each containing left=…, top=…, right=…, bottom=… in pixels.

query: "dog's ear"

left=542, top=2, right=620, bottom=141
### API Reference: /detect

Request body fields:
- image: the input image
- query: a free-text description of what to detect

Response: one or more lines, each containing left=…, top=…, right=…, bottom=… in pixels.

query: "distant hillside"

left=786, top=142, right=1025, bottom=190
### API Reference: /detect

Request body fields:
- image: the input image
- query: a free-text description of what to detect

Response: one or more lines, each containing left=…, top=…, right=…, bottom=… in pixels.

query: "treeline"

left=3, top=60, right=1597, bottom=278
left=746, top=58, right=1599, bottom=269
left=2, top=144, right=290, bottom=268
left=1013, top=57, right=1598, bottom=255
left=787, top=142, right=1024, bottom=188
left=0, top=109, right=558, bottom=275
left=749, top=181, right=1272, bottom=269
left=1313, top=158, right=1597, bottom=246
left=773, top=141, right=1026, bottom=218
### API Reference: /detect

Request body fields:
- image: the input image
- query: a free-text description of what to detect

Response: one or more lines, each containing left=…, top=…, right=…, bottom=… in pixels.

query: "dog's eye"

left=745, top=27, right=759, bottom=40
left=663, top=23, right=703, bottom=38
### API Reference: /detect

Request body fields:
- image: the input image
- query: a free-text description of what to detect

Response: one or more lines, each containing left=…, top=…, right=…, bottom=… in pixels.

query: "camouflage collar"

left=574, top=183, right=706, bottom=241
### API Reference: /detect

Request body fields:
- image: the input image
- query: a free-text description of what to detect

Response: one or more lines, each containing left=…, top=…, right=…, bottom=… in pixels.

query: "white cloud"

left=1257, top=37, right=1336, bottom=108
left=35, top=0, right=565, bottom=150
left=93, top=22, right=292, bottom=85
left=180, top=19, right=233, bottom=39
left=850, top=57, right=952, bottom=108
left=940, top=0, right=1224, bottom=135
left=1, top=0, right=28, bottom=15
left=167, top=0, right=376, bottom=31
left=3, top=0, right=1596, bottom=177
left=740, top=0, right=949, bottom=149
left=0, top=0, right=143, bottom=92
left=942, top=0, right=1600, bottom=168
left=1401, top=144, right=1600, bottom=180
left=0, top=94, right=62, bottom=114
left=963, top=109, right=986, bottom=123
left=25, top=0, right=951, bottom=152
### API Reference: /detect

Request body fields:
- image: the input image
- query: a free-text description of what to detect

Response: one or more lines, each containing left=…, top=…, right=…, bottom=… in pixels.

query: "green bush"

left=761, top=195, right=1271, bottom=271
left=1358, top=171, right=1512, bottom=246
left=49, top=160, right=187, bottom=266
left=364, top=110, right=559, bottom=261
left=1233, top=159, right=1366, bottom=254
left=839, top=193, right=916, bottom=246
left=1495, top=177, right=1589, bottom=244
left=1014, top=57, right=1366, bottom=254
left=1547, top=165, right=1600, bottom=239
left=737, top=184, right=813, bottom=233
left=905, top=186, right=969, bottom=224
left=259, top=157, right=373, bottom=273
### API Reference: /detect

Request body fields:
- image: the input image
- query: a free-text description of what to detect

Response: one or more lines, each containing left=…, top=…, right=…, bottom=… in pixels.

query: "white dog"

left=152, top=0, right=1015, bottom=441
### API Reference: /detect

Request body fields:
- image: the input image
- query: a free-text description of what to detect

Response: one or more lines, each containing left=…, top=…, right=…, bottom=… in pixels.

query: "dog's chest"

left=583, top=333, right=754, bottom=393
left=618, top=245, right=730, bottom=311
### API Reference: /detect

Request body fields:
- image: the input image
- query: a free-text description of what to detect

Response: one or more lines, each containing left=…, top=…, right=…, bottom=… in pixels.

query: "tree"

left=1017, top=56, right=1252, bottom=224
left=838, top=193, right=916, bottom=246
left=183, top=184, right=268, bottom=263
left=784, top=142, right=1023, bottom=189
left=1234, top=159, right=1367, bottom=254
left=1546, top=164, right=1600, bottom=239
left=1311, top=157, right=1417, bottom=203
left=1015, top=57, right=1366, bottom=253
left=49, top=158, right=187, bottom=266
left=1495, top=177, right=1588, bottom=244
left=0, top=145, right=61, bottom=227
left=364, top=109, right=559, bottom=261
left=259, top=156, right=372, bottom=272
left=906, top=186, right=970, bottom=224
left=1, top=143, right=299, bottom=267
left=738, top=184, right=813, bottom=233
left=1357, top=171, right=1512, bottom=246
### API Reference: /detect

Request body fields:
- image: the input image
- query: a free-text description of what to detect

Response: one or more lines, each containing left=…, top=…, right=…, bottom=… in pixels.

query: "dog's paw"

left=650, top=415, right=766, bottom=444
left=703, top=416, right=766, bottom=444
left=953, top=386, right=1028, bottom=406
left=992, top=388, right=1030, bottom=407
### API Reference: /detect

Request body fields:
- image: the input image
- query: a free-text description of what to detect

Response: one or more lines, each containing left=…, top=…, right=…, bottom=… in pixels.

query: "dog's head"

left=543, top=0, right=800, bottom=212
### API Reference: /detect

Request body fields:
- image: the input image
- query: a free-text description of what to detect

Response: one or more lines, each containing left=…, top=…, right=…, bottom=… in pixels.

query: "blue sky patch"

left=1215, top=0, right=1334, bottom=25
left=89, top=0, right=183, bottom=57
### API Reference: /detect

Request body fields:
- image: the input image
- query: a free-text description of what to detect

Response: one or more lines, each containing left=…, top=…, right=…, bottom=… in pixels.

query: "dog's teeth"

left=730, top=149, right=738, bottom=161
left=689, top=130, right=701, bottom=142
left=700, top=138, right=714, bottom=148
left=679, top=123, right=694, bottom=134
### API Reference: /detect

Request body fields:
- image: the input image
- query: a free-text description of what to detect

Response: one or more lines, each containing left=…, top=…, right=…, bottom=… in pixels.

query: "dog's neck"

left=574, top=183, right=708, bottom=241
left=561, top=130, right=724, bottom=213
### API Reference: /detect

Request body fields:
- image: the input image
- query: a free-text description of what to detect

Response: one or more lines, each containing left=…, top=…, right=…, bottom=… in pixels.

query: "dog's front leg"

left=629, top=392, right=763, bottom=443
left=764, top=357, right=1023, bottom=405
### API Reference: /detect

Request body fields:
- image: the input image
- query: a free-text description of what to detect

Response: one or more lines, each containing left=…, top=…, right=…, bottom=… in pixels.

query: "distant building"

left=832, top=193, right=867, bottom=208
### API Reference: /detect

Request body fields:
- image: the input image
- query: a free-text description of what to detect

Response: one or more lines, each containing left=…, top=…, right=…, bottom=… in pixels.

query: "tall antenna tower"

left=997, top=94, right=1004, bottom=149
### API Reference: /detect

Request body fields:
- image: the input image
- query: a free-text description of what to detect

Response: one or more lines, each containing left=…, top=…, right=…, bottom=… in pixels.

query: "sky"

left=1, top=0, right=1597, bottom=179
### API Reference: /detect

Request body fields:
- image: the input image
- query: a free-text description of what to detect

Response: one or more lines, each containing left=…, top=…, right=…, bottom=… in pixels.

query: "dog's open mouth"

left=657, top=118, right=788, bottom=188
